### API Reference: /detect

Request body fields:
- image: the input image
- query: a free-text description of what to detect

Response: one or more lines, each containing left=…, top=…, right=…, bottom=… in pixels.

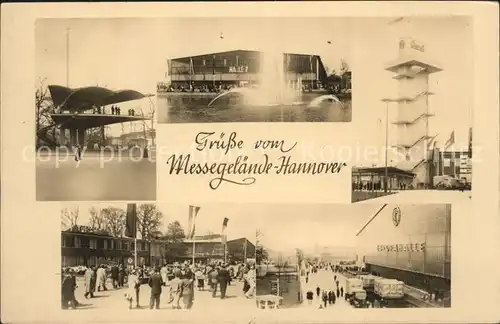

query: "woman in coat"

left=125, top=269, right=140, bottom=309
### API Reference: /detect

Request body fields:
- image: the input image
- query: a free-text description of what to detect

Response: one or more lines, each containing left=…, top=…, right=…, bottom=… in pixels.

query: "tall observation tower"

left=384, top=37, right=442, bottom=186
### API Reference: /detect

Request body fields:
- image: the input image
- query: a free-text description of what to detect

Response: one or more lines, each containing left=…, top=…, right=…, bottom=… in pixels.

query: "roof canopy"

left=352, top=166, right=415, bottom=178
left=48, top=85, right=153, bottom=111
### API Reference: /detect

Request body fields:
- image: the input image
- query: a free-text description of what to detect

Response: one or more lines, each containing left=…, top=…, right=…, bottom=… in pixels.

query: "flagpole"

left=192, top=239, right=196, bottom=266
left=134, top=237, right=138, bottom=268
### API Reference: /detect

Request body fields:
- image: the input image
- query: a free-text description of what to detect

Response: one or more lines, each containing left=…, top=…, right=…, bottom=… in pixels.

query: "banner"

left=125, top=203, right=137, bottom=238
left=221, top=217, right=229, bottom=244
left=468, top=127, right=473, bottom=157
left=444, top=130, right=455, bottom=149
left=186, top=205, right=201, bottom=239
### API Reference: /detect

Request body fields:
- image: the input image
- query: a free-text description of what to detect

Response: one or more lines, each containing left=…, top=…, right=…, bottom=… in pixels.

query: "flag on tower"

left=221, top=217, right=229, bottom=244
left=468, top=127, right=472, bottom=158
left=186, top=205, right=201, bottom=240
left=444, top=131, right=455, bottom=149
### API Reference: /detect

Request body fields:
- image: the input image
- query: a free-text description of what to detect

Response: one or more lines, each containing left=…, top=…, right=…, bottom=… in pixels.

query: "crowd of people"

left=61, top=260, right=256, bottom=311
left=302, top=262, right=348, bottom=309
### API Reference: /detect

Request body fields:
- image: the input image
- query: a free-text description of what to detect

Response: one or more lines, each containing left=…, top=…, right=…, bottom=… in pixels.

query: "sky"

left=60, top=202, right=257, bottom=245
left=59, top=202, right=384, bottom=250
left=35, top=19, right=158, bottom=137
left=252, top=204, right=380, bottom=253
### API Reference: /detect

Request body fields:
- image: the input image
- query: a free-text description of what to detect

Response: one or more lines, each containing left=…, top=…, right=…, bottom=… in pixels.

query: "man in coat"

left=148, top=267, right=164, bottom=309
left=96, top=265, right=107, bottom=292
left=111, top=265, right=119, bottom=289
left=217, top=264, right=231, bottom=299
left=84, top=266, right=96, bottom=299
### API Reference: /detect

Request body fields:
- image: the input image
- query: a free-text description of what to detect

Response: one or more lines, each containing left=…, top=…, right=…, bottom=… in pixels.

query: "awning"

left=48, top=85, right=154, bottom=111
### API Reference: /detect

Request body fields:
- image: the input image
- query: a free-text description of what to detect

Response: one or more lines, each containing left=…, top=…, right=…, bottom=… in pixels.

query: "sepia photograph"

left=254, top=203, right=451, bottom=309
left=156, top=17, right=353, bottom=123
left=350, top=17, right=472, bottom=203
left=60, top=203, right=257, bottom=311
left=35, top=19, right=157, bottom=201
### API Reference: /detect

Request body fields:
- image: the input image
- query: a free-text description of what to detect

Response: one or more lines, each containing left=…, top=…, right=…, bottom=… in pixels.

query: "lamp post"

left=381, top=98, right=396, bottom=193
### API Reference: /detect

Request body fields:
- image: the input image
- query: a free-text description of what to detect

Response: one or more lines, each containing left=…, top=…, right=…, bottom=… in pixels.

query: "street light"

left=381, top=98, right=398, bottom=193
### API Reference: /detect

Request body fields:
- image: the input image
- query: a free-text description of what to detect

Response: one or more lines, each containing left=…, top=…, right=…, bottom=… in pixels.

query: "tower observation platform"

left=383, top=37, right=442, bottom=187
left=38, top=85, right=154, bottom=147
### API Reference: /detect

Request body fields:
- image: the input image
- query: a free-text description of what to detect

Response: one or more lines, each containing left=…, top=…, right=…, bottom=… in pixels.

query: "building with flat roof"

left=61, top=227, right=150, bottom=268
left=165, top=236, right=255, bottom=264
left=165, top=49, right=328, bottom=90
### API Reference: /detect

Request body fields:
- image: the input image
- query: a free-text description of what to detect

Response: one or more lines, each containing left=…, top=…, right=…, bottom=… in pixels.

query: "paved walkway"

left=69, top=277, right=255, bottom=312
left=299, top=268, right=353, bottom=311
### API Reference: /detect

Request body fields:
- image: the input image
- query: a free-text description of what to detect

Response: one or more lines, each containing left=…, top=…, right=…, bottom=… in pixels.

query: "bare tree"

left=61, top=206, right=80, bottom=230
left=35, top=78, right=57, bottom=146
left=140, top=97, right=156, bottom=147
left=137, top=204, right=164, bottom=240
left=87, top=207, right=108, bottom=232
left=101, top=207, right=125, bottom=237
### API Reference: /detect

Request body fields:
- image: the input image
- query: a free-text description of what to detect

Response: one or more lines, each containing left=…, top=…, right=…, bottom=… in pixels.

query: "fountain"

left=207, top=50, right=343, bottom=109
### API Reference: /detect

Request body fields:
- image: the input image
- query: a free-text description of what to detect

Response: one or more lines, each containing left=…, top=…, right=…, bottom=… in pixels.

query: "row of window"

left=62, top=236, right=149, bottom=252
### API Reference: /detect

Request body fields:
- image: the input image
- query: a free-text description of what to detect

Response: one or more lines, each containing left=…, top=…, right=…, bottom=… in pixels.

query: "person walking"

left=61, top=268, right=75, bottom=309
left=96, top=265, right=107, bottom=292
left=209, top=267, right=219, bottom=298
left=306, top=290, right=313, bottom=304
left=244, top=266, right=256, bottom=298
left=340, top=286, right=344, bottom=298
left=322, top=290, right=328, bottom=308
left=181, top=272, right=195, bottom=309
left=111, top=265, right=119, bottom=289
left=83, top=266, right=96, bottom=299
left=148, top=268, right=163, bottom=309
left=169, top=270, right=183, bottom=310
left=125, top=269, right=140, bottom=309
left=316, top=286, right=321, bottom=298
left=118, top=264, right=125, bottom=288
left=217, top=264, right=231, bottom=299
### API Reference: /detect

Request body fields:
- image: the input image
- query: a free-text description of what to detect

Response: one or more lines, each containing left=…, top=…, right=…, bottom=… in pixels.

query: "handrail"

left=395, top=135, right=429, bottom=150
left=393, top=112, right=433, bottom=125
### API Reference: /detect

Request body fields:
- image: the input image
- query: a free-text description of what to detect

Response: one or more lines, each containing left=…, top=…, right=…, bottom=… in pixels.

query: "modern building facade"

left=165, top=50, right=328, bottom=90
left=356, top=204, right=451, bottom=304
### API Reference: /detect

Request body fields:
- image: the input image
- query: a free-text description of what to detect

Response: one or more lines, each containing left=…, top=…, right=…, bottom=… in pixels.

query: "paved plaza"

left=68, top=277, right=255, bottom=312
left=36, top=152, right=156, bottom=201
left=299, top=269, right=353, bottom=310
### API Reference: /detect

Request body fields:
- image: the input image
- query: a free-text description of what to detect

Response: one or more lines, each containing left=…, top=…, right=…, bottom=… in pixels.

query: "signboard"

left=128, top=258, right=134, bottom=265
left=377, top=243, right=426, bottom=252
left=229, top=65, right=249, bottom=73
left=399, top=37, right=426, bottom=56
left=392, top=207, right=402, bottom=227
